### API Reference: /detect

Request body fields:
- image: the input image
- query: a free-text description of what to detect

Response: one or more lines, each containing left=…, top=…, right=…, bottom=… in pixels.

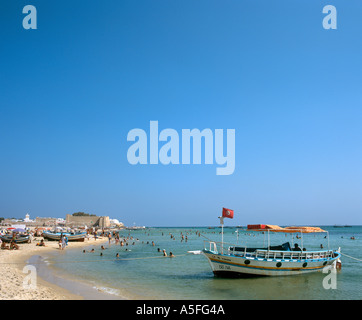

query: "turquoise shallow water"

left=40, top=226, right=362, bottom=300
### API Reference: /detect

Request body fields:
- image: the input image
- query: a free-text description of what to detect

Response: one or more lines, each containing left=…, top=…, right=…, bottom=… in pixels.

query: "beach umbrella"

left=12, top=228, right=26, bottom=233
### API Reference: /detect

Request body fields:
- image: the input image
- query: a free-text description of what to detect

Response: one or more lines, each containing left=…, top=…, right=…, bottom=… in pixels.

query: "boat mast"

left=219, top=216, right=224, bottom=254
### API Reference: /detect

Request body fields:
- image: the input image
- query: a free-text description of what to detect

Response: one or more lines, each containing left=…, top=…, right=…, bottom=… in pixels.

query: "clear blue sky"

left=1, top=1, right=361, bottom=226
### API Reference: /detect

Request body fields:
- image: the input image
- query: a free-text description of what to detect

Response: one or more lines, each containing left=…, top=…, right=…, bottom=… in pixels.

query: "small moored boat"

left=0, top=234, right=30, bottom=244
left=42, top=231, right=86, bottom=242
left=202, top=212, right=341, bottom=277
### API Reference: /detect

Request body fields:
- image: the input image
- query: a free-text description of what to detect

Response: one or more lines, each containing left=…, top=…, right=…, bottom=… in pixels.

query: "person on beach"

left=1, top=240, right=9, bottom=250
left=37, top=239, right=46, bottom=247
left=61, top=236, right=66, bottom=250
left=10, top=239, right=19, bottom=250
left=28, top=232, right=33, bottom=243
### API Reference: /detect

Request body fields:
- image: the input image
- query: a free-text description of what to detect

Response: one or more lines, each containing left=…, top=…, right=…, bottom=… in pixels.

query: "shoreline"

left=0, top=236, right=124, bottom=300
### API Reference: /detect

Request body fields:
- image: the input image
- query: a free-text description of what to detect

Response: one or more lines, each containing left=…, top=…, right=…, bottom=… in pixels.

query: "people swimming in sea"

left=162, top=249, right=167, bottom=257
left=169, top=251, right=175, bottom=258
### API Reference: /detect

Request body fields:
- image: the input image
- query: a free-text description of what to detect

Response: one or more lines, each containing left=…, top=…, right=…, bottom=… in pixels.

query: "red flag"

left=222, top=207, right=234, bottom=219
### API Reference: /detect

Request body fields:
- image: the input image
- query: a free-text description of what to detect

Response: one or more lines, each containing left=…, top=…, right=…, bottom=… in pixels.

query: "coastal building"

left=35, top=217, right=57, bottom=226
left=24, top=213, right=33, bottom=222
left=1, top=213, right=122, bottom=229
left=65, top=214, right=112, bottom=228
left=56, top=217, right=66, bottom=225
left=110, top=218, right=124, bottom=227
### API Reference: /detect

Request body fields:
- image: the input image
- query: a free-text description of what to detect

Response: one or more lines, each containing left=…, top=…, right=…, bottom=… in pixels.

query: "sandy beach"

left=0, top=235, right=109, bottom=300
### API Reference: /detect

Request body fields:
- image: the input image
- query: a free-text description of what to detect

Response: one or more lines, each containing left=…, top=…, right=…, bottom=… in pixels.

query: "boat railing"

left=203, top=240, right=335, bottom=260
left=204, top=241, right=218, bottom=253
left=203, top=240, right=234, bottom=254
left=254, top=249, right=335, bottom=260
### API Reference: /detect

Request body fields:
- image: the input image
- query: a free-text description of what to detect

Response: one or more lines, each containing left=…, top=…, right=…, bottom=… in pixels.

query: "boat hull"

left=42, top=232, right=86, bottom=242
left=203, top=250, right=340, bottom=277
left=0, top=235, right=30, bottom=244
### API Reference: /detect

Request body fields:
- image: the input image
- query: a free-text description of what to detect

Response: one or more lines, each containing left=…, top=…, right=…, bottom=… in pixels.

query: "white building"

left=56, top=218, right=66, bottom=225
left=24, top=213, right=33, bottom=222
left=110, top=219, right=124, bottom=226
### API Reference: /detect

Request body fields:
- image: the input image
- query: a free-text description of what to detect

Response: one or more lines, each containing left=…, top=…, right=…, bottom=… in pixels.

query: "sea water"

left=37, top=226, right=362, bottom=300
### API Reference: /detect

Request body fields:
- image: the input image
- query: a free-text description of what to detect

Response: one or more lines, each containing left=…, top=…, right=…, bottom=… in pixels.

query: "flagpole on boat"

left=219, top=216, right=224, bottom=254
left=219, top=207, right=234, bottom=255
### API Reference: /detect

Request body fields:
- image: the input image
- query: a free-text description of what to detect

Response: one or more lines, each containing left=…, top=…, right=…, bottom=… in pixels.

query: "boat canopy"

left=247, top=224, right=326, bottom=233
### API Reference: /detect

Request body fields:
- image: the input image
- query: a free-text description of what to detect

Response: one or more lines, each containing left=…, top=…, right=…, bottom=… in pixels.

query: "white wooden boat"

left=126, top=226, right=146, bottom=230
left=42, top=231, right=86, bottom=242
left=202, top=223, right=341, bottom=277
left=0, top=234, right=30, bottom=244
